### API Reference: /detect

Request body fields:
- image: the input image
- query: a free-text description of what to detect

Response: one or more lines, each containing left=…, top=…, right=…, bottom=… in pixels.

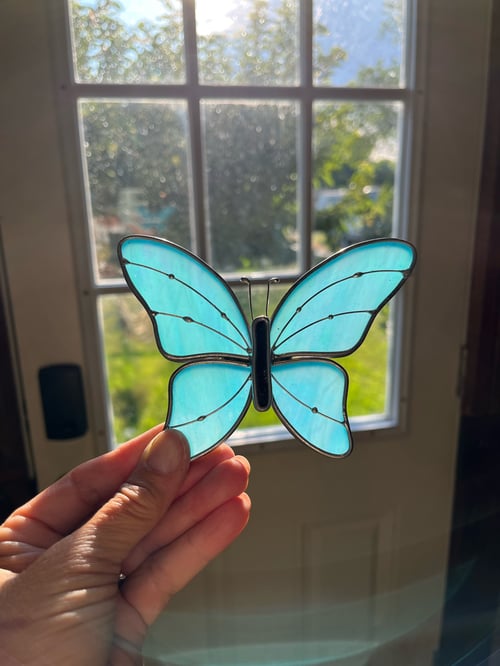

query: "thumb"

left=81, top=429, right=190, bottom=571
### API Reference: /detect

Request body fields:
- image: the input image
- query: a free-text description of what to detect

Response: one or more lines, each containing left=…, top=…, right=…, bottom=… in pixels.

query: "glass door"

left=0, top=0, right=491, bottom=662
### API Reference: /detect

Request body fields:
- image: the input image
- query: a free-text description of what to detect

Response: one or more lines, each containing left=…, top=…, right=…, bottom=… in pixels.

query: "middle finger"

left=122, top=454, right=250, bottom=574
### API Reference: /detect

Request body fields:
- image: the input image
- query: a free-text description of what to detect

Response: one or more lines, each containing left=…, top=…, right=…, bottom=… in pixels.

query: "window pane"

left=79, top=100, right=191, bottom=279
left=313, top=0, right=406, bottom=87
left=202, top=101, right=299, bottom=273
left=69, top=0, right=185, bottom=83
left=343, top=304, right=390, bottom=418
left=197, top=0, right=299, bottom=85
left=312, top=101, right=401, bottom=259
left=100, top=293, right=170, bottom=443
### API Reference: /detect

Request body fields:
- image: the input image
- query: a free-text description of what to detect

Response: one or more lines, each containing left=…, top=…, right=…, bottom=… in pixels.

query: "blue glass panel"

left=272, top=360, right=352, bottom=456
left=167, top=362, right=252, bottom=458
left=271, top=239, right=416, bottom=356
left=119, top=236, right=251, bottom=359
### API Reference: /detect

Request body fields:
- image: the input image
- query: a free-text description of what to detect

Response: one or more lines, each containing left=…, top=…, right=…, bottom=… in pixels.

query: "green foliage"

left=81, top=100, right=191, bottom=276
left=72, top=0, right=185, bottom=82
left=312, top=102, right=397, bottom=249
left=71, top=0, right=131, bottom=82
left=101, top=296, right=168, bottom=439
left=343, top=306, right=389, bottom=415
left=74, top=0, right=399, bottom=269
left=203, top=102, right=297, bottom=271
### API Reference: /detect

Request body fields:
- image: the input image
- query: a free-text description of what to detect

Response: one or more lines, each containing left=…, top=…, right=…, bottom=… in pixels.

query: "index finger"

left=2, top=427, right=235, bottom=542
left=3, top=425, right=162, bottom=537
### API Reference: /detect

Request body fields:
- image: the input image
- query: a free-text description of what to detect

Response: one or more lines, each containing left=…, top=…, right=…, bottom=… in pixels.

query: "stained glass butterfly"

left=118, top=235, right=416, bottom=459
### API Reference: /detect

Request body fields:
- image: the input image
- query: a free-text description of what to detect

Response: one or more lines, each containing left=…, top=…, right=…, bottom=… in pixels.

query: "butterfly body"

left=118, top=235, right=416, bottom=459
left=251, top=316, right=273, bottom=412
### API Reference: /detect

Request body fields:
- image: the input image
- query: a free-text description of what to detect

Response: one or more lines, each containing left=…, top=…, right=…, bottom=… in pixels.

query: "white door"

left=0, top=1, right=490, bottom=663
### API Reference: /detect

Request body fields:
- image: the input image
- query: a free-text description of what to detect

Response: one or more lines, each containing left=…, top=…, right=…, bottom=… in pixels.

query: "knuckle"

left=112, top=481, right=163, bottom=522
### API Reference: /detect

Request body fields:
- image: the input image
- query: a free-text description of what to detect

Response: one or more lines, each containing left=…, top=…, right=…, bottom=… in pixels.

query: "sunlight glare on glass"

left=117, top=0, right=164, bottom=24
left=195, top=0, right=299, bottom=85
left=196, top=0, right=236, bottom=35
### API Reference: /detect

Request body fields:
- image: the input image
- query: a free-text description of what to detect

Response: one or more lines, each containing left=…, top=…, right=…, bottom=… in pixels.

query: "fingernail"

left=143, top=430, right=190, bottom=474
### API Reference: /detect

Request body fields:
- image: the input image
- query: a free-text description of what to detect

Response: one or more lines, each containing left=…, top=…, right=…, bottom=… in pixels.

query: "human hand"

left=0, top=426, right=251, bottom=665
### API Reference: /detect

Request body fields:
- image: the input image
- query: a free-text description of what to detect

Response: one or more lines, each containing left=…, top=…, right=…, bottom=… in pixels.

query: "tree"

left=71, top=0, right=131, bottom=82
left=203, top=102, right=297, bottom=270
left=312, top=100, right=397, bottom=250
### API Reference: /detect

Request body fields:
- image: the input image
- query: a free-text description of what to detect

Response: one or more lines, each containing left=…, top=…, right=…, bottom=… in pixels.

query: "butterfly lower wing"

left=271, top=359, right=352, bottom=457
left=270, top=239, right=416, bottom=357
left=166, top=361, right=252, bottom=458
left=119, top=235, right=251, bottom=360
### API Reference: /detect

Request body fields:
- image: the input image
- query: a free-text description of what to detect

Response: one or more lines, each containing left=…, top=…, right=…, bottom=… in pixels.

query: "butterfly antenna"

left=240, top=277, right=254, bottom=320
left=266, top=278, right=280, bottom=316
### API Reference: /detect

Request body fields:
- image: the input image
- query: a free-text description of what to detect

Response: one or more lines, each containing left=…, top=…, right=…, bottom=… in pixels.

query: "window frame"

left=51, top=0, right=419, bottom=451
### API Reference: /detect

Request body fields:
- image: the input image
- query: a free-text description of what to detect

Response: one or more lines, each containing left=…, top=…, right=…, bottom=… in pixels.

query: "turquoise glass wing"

left=270, top=239, right=416, bottom=357
left=271, top=360, right=351, bottom=456
left=118, top=236, right=251, bottom=359
left=166, top=362, right=252, bottom=458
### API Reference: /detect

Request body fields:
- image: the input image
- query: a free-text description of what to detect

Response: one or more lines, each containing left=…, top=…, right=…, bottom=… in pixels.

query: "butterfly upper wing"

left=271, top=359, right=352, bottom=456
left=270, top=239, right=416, bottom=357
left=166, top=362, right=252, bottom=458
left=119, top=235, right=251, bottom=360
